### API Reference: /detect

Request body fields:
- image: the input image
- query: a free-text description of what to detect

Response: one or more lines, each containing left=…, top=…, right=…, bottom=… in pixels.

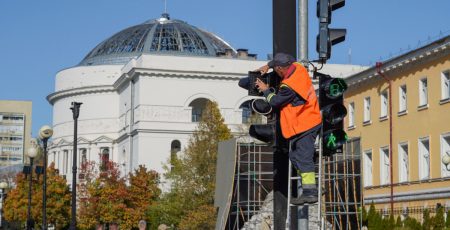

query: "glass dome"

left=79, top=13, right=237, bottom=66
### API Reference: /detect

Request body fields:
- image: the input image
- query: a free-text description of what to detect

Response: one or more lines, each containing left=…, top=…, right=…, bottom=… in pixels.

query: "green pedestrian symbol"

left=327, top=133, right=337, bottom=149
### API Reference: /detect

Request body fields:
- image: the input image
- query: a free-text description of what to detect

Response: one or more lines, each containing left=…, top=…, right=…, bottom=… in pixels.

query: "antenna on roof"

left=164, top=0, right=168, bottom=14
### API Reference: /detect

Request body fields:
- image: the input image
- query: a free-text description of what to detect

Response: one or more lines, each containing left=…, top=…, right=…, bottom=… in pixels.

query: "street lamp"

left=70, top=101, right=82, bottom=230
left=39, top=125, right=53, bottom=230
left=0, top=181, right=8, bottom=228
left=26, top=145, right=38, bottom=230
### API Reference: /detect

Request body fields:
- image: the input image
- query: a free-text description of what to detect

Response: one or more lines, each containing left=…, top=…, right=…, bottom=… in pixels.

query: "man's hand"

left=257, top=65, right=270, bottom=75
left=255, top=78, right=269, bottom=92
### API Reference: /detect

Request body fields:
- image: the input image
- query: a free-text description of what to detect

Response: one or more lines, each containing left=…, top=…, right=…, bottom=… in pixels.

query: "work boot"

left=290, top=188, right=318, bottom=205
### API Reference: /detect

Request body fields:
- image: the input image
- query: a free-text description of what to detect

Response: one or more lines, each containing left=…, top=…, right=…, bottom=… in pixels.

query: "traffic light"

left=316, top=0, right=346, bottom=62
left=248, top=98, right=275, bottom=143
left=317, top=72, right=348, bottom=155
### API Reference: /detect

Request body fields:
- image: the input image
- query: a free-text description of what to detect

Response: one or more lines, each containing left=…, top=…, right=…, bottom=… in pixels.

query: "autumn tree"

left=127, top=165, right=161, bottom=227
left=78, top=161, right=160, bottom=229
left=149, top=101, right=232, bottom=228
left=3, top=163, right=70, bottom=229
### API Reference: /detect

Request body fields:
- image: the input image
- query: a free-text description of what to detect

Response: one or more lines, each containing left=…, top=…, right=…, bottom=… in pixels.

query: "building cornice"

left=346, top=35, right=450, bottom=87
left=47, top=85, right=116, bottom=105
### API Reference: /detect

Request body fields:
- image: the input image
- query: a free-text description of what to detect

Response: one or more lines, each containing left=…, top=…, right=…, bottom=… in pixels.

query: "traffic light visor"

left=249, top=124, right=274, bottom=143
left=322, top=103, right=347, bottom=125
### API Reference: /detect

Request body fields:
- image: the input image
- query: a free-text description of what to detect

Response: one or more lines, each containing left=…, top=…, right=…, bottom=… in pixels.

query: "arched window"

left=100, top=148, right=110, bottom=171
left=170, top=140, right=181, bottom=170
left=189, top=98, right=210, bottom=122
left=171, top=140, right=181, bottom=153
left=240, top=100, right=252, bottom=124
left=239, top=100, right=263, bottom=124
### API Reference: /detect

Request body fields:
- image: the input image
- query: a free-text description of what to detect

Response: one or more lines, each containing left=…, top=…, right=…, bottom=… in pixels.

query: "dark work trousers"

left=288, top=124, right=321, bottom=173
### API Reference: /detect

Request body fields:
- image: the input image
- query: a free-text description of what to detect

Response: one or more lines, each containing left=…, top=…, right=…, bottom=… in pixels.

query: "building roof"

left=79, top=13, right=237, bottom=66
left=345, top=35, right=450, bottom=87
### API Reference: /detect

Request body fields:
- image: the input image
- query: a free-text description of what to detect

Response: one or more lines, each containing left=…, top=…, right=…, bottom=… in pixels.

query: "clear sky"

left=0, top=0, right=449, bottom=136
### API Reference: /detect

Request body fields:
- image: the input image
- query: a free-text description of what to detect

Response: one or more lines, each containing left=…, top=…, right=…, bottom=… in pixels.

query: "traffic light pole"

left=298, top=0, right=310, bottom=229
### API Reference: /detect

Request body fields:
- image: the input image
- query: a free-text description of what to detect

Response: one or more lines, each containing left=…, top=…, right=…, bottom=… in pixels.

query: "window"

left=441, top=71, right=450, bottom=101
left=419, top=78, right=428, bottom=106
left=363, top=97, right=371, bottom=123
left=80, top=148, right=87, bottom=169
left=100, top=148, right=110, bottom=171
left=440, top=133, right=450, bottom=177
left=240, top=100, right=253, bottom=124
left=398, top=142, right=409, bottom=183
left=63, top=150, right=69, bottom=175
left=380, top=91, right=388, bottom=118
left=363, top=150, right=373, bottom=186
left=418, top=137, right=430, bottom=180
left=348, top=102, right=355, bottom=128
left=189, top=98, right=209, bottom=122
left=399, top=85, right=407, bottom=113
left=380, top=147, right=390, bottom=185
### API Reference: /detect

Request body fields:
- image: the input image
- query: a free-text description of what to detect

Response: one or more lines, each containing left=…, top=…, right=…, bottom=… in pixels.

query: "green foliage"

left=149, top=101, right=231, bottom=228
left=404, top=216, right=421, bottom=230
left=396, top=215, right=403, bottom=228
left=387, top=214, right=396, bottom=229
left=422, top=209, right=431, bottom=230
left=446, top=210, right=450, bottom=228
left=433, top=207, right=445, bottom=230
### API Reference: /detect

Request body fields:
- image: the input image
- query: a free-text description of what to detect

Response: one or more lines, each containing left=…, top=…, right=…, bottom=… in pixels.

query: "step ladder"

left=285, top=159, right=303, bottom=230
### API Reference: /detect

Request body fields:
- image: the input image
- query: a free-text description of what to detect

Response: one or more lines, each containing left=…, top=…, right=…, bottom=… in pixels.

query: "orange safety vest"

left=280, top=63, right=322, bottom=139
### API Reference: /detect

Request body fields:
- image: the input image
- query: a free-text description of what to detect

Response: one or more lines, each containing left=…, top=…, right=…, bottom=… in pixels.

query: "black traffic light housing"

left=317, top=71, right=348, bottom=155
left=316, top=0, right=346, bottom=62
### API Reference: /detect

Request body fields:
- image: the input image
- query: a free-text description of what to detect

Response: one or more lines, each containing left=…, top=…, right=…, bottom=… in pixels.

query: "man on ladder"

left=256, top=52, right=322, bottom=205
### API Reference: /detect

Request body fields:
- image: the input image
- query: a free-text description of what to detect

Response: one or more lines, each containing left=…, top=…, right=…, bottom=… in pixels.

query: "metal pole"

left=42, top=140, right=48, bottom=230
left=298, top=0, right=309, bottom=229
left=299, top=0, right=309, bottom=65
left=27, top=158, right=34, bottom=230
left=70, top=102, right=82, bottom=230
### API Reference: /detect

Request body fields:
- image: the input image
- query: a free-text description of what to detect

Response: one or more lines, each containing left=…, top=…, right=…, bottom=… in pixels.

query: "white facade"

left=47, top=16, right=366, bottom=184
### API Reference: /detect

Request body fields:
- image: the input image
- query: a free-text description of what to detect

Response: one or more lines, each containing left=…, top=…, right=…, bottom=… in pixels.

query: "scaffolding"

left=216, top=139, right=274, bottom=230
left=320, top=137, right=363, bottom=230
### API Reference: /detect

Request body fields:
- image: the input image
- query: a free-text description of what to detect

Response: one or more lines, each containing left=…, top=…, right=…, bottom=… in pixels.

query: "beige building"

left=0, top=100, right=32, bottom=166
left=344, top=35, right=450, bottom=215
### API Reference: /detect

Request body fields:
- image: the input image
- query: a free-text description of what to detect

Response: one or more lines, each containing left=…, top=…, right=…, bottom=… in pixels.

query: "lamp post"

left=26, top=145, right=38, bottom=230
left=0, top=181, right=8, bottom=228
left=69, top=102, right=82, bottom=230
left=39, top=125, right=53, bottom=230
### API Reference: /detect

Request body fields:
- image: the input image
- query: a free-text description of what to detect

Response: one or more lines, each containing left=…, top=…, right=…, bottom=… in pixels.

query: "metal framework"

left=227, top=142, right=273, bottom=230
left=79, top=13, right=237, bottom=66
left=320, top=137, right=363, bottom=230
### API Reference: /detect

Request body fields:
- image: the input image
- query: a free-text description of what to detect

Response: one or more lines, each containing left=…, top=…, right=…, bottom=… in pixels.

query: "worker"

left=255, top=52, right=322, bottom=205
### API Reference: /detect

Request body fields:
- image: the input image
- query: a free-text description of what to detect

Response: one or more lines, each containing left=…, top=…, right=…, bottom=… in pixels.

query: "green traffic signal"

left=327, top=78, right=348, bottom=99
left=323, top=129, right=348, bottom=151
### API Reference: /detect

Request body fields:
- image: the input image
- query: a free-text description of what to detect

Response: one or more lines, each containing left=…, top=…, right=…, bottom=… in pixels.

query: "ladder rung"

left=290, top=176, right=301, bottom=180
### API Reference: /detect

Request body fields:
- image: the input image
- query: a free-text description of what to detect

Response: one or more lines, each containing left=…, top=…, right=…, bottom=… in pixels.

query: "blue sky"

left=0, top=0, right=449, bottom=136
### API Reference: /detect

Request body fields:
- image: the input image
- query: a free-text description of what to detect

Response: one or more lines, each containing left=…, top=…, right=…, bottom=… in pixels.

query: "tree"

left=422, top=209, right=431, bottom=230
left=3, top=163, right=70, bottom=229
left=78, top=161, right=129, bottom=229
left=150, top=101, right=232, bottom=228
left=446, top=210, right=450, bottom=228
left=432, top=207, right=445, bottom=230
left=395, top=215, right=402, bottom=228
left=78, top=161, right=161, bottom=229
left=127, top=165, right=161, bottom=227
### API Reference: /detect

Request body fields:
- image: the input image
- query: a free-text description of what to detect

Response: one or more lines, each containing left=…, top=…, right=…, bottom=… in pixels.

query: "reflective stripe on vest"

left=280, top=63, right=322, bottom=139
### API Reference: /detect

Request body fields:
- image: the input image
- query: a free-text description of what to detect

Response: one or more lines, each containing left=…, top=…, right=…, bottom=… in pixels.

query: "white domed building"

left=47, top=13, right=266, bottom=182
left=47, top=13, right=364, bottom=184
